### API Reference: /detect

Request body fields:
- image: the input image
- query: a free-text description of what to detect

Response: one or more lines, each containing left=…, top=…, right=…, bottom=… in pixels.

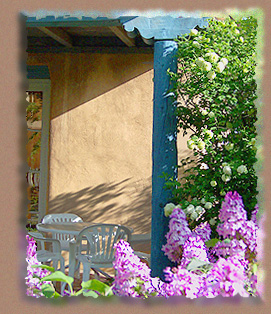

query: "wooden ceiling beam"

left=108, top=26, right=135, bottom=47
left=37, top=27, right=73, bottom=48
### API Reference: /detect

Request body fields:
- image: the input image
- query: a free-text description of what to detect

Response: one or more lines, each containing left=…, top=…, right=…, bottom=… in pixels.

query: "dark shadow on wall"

left=48, top=178, right=152, bottom=234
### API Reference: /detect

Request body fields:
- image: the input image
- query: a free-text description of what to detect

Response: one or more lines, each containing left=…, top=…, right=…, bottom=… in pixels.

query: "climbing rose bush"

left=165, top=17, right=258, bottom=235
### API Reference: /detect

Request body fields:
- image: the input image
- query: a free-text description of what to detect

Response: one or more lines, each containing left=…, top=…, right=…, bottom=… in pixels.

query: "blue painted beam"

left=151, top=40, right=178, bottom=279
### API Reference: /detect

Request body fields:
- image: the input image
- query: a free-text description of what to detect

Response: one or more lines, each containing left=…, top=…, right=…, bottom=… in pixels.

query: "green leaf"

left=41, top=283, right=59, bottom=298
left=83, top=290, right=99, bottom=298
left=186, top=257, right=211, bottom=272
left=40, top=271, right=74, bottom=286
left=81, top=279, right=113, bottom=296
left=205, top=238, right=220, bottom=248
left=31, top=264, right=55, bottom=272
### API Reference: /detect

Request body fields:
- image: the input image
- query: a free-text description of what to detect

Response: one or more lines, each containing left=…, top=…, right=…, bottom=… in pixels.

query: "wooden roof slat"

left=108, top=26, right=135, bottom=47
left=37, top=26, right=73, bottom=47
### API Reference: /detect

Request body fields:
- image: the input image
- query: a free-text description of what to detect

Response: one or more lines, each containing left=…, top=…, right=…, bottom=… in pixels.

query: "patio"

left=24, top=12, right=208, bottom=279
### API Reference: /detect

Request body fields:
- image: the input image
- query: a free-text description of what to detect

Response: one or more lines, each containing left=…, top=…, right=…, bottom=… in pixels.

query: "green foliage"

left=167, top=17, right=258, bottom=233
left=32, top=265, right=113, bottom=298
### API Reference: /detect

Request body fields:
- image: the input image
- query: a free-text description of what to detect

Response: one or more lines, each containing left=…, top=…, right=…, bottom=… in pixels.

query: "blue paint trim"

left=123, top=16, right=209, bottom=40
left=27, top=66, right=50, bottom=79
left=151, top=40, right=178, bottom=279
left=24, top=13, right=137, bottom=28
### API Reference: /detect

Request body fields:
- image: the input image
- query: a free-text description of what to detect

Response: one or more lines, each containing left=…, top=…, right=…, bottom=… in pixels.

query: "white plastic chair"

left=28, top=231, right=65, bottom=294
left=42, top=213, right=83, bottom=251
left=69, top=224, right=131, bottom=282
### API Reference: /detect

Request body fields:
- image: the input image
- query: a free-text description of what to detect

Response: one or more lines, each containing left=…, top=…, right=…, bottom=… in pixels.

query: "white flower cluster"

left=195, top=51, right=229, bottom=80
left=201, top=198, right=213, bottom=210
left=220, top=162, right=248, bottom=183
left=183, top=204, right=205, bottom=220
left=187, top=135, right=205, bottom=150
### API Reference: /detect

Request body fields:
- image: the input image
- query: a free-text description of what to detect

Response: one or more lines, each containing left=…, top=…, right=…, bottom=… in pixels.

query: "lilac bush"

left=26, top=191, right=262, bottom=299
left=112, top=191, right=262, bottom=299
left=25, top=235, right=50, bottom=297
left=112, top=239, right=165, bottom=298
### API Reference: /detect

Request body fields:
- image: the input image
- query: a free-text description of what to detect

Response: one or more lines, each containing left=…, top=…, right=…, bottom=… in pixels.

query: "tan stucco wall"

left=28, top=53, right=154, bottom=233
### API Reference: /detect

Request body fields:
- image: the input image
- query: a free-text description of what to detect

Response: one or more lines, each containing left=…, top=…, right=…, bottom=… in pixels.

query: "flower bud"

left=209, top=218, right=216, bottom=226
left=202, top=109, right=208, bottom=116
left=190, top=211, right=198, bottom=220
left=208, top=111, right=215, bottom=118
left=225, top=143, right=234, bottom=151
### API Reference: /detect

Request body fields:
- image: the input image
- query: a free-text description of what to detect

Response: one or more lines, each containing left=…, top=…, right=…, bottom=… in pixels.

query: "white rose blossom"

left=201, top=198, right=206, bottom=205
left=164, top=203, right=176, bottom=217
left=190, top=211, right=198, bottom=220
left=195, top=206, right=204, bottom=214
left=192, top=41, right=200, bottom=48
left=205, top=52, right=219, bottom=63
left=187, top=139, right=196, bottom=150
left=216, top=61, right=226, bottom=73
left=203, top=61, right=212, bottom=72
left=190, top=29, right=198, bottom=36
left=207, top=71, right=216, bottom=80
left=237, top=165, right=248, bottom=174
left=186, top=204, right=195, bottom=213
left=220, top=57, right=228, bottom=66
left=204, top=202, right=212, bottom=210
left=223, top=166, right=232, bottom=175
left=222, top=174, right=231, bottom=182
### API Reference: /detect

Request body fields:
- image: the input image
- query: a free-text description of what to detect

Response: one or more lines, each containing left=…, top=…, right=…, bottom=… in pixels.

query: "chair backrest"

left=42, top=213, right=83, bottom=224
left=42, top=214, right=83, bottom=246
left=77, top=224, right=132, bottom=263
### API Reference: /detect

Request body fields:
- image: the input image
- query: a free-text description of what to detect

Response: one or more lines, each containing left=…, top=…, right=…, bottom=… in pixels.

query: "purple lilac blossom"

left=251, top=204, right=259, bottom=226
left=180, top=235, right=209, bottom=268
left=211, top=239, right=247, bottom=260
left=204, top=256, right=249, bottom=298
left=113, top=240, right=165, bottom=298
left=25, top=235, right=50, bottom=297
left=164, top=266, right=205, bottom=299
left=192, top=222, right=212, bottom=242
left=162, top=207, right=192, bottom=263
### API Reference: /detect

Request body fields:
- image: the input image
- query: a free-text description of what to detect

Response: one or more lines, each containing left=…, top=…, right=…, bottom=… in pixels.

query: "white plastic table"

left=36, top=222, right=97, bottom=236
left=36, top=222, right=135, bottom=280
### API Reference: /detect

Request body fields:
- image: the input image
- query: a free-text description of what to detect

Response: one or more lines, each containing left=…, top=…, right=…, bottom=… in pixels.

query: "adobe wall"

left=27, top=52, right=191, bottom=234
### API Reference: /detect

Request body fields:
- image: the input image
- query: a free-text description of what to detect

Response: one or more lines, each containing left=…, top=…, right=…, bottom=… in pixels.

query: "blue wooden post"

left=151, top=40, right=178, bottom=279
